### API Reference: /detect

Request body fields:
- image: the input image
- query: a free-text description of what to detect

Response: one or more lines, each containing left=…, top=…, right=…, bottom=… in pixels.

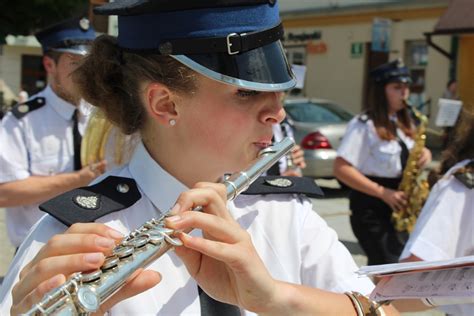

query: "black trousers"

left=349, top=176, right=408, bottom=265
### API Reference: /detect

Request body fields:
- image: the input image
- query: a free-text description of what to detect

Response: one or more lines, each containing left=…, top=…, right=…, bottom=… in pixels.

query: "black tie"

left=72, top=109, right=82, bottom=170
left=398, top=138, right=409, bottom=171
left=198, top=286, right=240, bottom=316
left=392, top=121, right=409, bottom=171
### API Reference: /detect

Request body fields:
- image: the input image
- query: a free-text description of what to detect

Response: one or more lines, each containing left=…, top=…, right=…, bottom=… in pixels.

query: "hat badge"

left=79, top=18, right=90, bottom=31
left=74, top=195, right=100, bottom=210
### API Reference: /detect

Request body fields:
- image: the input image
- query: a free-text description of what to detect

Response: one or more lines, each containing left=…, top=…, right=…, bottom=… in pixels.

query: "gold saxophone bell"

left=81, top=109, right=139, bottom=169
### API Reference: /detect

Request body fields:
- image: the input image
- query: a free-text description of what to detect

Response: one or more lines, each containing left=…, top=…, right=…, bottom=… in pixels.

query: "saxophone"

left=25, top=137, right=295, bottom=315
left=391, top=100, right=430, bottom=232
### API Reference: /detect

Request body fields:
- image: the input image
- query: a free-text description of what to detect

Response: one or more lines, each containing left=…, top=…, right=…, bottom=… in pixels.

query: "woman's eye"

left=237, top=90, right=260, bottom=97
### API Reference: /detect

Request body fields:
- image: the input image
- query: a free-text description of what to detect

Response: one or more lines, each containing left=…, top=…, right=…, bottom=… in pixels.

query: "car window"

left=284, top=102, right=353, bottom=123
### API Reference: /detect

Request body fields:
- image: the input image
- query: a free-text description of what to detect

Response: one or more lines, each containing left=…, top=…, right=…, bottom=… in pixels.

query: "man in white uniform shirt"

left=0, top=17, right=106, bottom=249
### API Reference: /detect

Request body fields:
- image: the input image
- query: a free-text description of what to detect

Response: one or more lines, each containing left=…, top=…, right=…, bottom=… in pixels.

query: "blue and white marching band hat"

left=370, top=58, right=412, bottom=85
left=35, top=17, right=96, bottom=56
left=95, top=0, right=296, bottom=92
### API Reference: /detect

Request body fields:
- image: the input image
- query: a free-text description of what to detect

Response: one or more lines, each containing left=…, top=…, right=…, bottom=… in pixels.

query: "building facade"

left=0, top=0, right=458, bottom=126
left=280, top=0, right=452, bottom=132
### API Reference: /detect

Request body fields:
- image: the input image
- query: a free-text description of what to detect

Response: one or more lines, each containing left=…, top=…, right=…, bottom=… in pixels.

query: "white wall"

left=0, top=45, right=41, bottom=96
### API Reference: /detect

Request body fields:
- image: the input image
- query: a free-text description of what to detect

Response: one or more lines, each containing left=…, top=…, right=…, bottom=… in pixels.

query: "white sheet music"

left=435, top=98, right=463, bottom=127
left=370, top=266, right=474, bottom=301
left=358, top=256, right=474, bottom=276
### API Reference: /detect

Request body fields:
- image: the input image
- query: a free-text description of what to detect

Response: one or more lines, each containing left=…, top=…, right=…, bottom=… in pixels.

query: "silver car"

left=284, top=98, right=354, bottom=178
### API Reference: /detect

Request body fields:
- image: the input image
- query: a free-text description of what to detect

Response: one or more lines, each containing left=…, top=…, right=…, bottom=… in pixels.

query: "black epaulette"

left=242, top=176, right=324, bottom=198
left=358, top=112, right=369, bottom=123
left=39, top=176, right=142, bottom=227
left=11, top=97, right=46, bottom=119
left=454, top=160, right=474, bottom=189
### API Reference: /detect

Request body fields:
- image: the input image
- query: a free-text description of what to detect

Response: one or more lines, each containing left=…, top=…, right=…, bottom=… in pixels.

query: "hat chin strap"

left=158, top=23, right=284, bottom=56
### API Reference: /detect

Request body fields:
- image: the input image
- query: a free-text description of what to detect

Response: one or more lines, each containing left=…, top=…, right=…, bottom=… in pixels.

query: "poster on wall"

left=372, top=18, right=392, bottom=52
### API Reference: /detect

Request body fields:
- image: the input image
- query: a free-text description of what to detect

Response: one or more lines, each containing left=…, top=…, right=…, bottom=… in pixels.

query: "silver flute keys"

left=26, top=137, right=295, bottom=315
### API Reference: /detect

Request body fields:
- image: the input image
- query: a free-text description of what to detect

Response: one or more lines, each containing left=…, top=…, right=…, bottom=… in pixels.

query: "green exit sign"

left=351, top=42, right=364, bottom=58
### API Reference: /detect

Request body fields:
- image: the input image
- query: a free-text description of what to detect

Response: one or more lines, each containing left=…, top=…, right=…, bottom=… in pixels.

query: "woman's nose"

left=261, top=92, right=286, bottom=124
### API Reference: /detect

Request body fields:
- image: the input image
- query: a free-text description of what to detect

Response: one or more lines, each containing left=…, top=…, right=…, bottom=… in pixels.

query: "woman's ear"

left=145, top=83, right=178, bottom=125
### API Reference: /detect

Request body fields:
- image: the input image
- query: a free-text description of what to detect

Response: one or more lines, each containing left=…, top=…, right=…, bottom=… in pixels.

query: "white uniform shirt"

left=0, top=142, right=374, bottom=315
left=400, top=159, right=474, bottom=316
left=0, top=86, right=91, bottom=247
left=271, top=123, right=288, bottom=173
left=337, top=115, right=414, bottom=178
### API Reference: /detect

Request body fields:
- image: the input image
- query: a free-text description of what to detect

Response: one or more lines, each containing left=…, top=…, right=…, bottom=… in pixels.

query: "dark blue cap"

left=95, top=0, right=295, bottom=92
left=35, top=17, right=96, bottom=56
left=370, top=58, right=412, bottom=85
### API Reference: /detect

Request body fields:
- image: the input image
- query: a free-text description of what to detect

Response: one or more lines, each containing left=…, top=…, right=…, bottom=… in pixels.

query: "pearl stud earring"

left=169, top=119, right=176, bottom=126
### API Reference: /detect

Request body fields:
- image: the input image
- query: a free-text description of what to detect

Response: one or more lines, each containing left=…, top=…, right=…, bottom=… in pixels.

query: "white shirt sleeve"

left=400, top=172, right=474, bottom=261
left=0, top=113, right=30, bottom=182
left=336, top=117, right=370, bottom=169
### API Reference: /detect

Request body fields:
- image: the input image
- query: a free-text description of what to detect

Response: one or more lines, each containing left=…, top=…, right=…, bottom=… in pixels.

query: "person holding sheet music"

left=400, top=109, right=474, bottom=316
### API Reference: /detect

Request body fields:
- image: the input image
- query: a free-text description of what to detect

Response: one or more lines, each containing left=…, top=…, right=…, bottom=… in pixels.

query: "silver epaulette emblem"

left=74, top=195, right=100, bottom=210
left=265, top=178, right=292, bottom=188
left=18, top=104, right=29, bottom=113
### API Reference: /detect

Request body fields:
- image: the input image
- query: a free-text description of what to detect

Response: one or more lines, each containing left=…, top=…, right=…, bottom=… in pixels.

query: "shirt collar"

left=43, top=85, right=77, bottom=120
left=129, top=142, right=189, bottom=214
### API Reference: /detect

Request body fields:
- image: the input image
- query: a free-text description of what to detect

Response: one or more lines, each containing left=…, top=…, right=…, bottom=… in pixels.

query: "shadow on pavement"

left=340, top=240, right=366, bottom=256
left=315, top=186, right=350, bottom=199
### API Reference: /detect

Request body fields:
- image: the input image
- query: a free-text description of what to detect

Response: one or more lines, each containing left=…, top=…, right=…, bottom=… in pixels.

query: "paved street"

left=0, top=182, right=443, bottom=315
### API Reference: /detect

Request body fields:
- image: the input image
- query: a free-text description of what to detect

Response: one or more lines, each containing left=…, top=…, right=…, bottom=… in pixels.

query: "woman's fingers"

left=66, top=223, right=124, bottom=239
left=172, top=246, right=203, bottom=278
left=15, top=253, right=105, bottom=301
left=172, top=184, right=231, bottom=220
left=98, top=269, right=161, bottom=313
left=178, top=232, right=244, bottom=265
left=391, top=191, right=408, bottom=212
left=417, top=147, right=432, bottom=167
left=166, top=211, right=243, bottom=244
left=21, top=232, right=119, bottom=279
left=11, top=274, right=66, bottom=315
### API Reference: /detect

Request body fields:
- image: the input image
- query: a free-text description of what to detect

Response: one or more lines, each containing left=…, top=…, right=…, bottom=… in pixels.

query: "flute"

left=26, top=137, right=295, bottom=315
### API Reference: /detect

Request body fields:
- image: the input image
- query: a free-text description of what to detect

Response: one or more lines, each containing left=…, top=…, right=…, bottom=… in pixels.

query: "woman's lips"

left=253, top=141, right=272, bottom=149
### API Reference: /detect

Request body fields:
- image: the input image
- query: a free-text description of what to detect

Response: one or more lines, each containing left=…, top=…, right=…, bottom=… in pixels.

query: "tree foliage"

left=0, top=0, right=89, bottom=43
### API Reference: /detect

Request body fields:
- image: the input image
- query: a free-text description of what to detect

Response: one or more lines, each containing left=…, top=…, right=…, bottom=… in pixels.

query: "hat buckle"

left=226, top=33, right=241, bottom=55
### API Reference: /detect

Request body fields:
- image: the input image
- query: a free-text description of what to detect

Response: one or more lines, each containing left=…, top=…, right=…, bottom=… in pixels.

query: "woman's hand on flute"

left=11, top=223, right=161, bottom=315
left=166, top=182, right=283, bottom=315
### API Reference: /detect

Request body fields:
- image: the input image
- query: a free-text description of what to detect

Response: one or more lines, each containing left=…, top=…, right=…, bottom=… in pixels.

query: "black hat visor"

left=172, top=41, right=296, bottom=92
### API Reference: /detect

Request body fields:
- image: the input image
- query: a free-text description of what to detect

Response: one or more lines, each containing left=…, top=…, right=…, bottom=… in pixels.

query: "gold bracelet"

left=345, top=292, right=363, bottom=316
left=345, top=292, right=387, bottom=316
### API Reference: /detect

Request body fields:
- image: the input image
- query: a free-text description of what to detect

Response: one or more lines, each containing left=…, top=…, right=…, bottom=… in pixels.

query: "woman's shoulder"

left=341, top=113, right=377, bottom=143
left=39, top=167, right=142, bottom=227
left=346, top=113, right=375, bottom=130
